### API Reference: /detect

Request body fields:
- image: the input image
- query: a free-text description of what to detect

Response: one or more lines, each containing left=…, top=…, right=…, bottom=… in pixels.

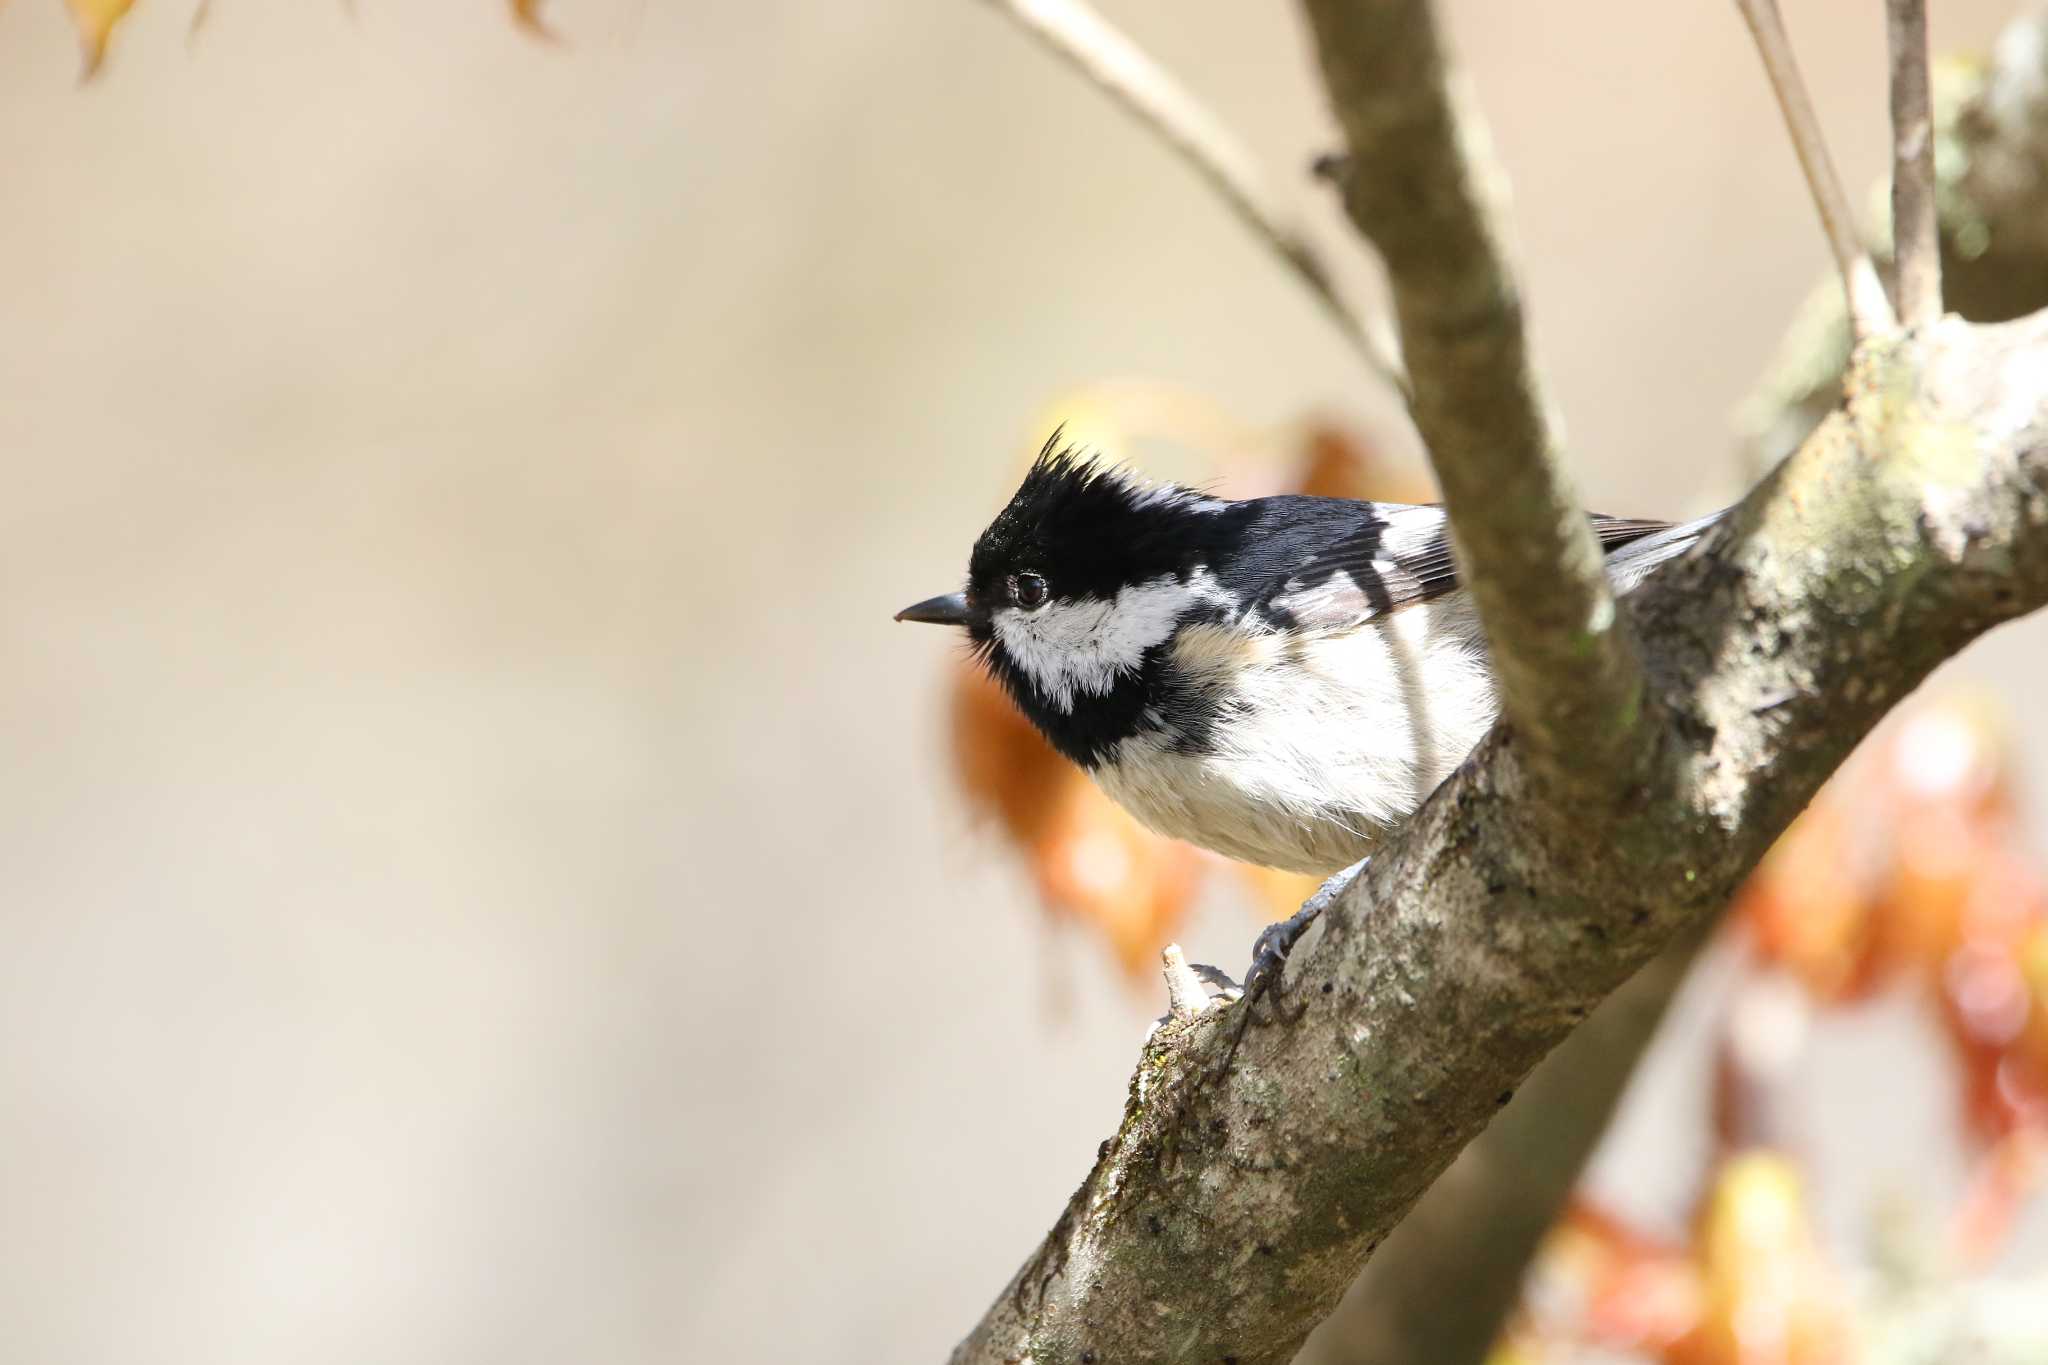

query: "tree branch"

left=1299, top=922, right=1714, bottom=1365
left=1733, top=0, right=1897, bottom=337
left=1740, top=8, right=2048, bottom=475
left=980, top=0, right=1406, bottom=393
left=1297, top=0, right=1646, bottom=796
left=950, top=9, right=2048, bottom=1362
left=1329, top=19, right=2048, bottom=1352
left=953, top=306, right=2048, bottom=1365
left=1889, top=0, right=1943, bottom=328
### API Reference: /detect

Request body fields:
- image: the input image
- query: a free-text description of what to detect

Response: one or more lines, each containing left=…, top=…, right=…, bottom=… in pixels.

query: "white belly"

left=1092, top=599, right=1498, bottom=874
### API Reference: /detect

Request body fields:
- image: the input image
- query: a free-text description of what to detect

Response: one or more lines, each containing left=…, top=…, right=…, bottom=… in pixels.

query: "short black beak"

left=895, top=592, right=972, bottom=626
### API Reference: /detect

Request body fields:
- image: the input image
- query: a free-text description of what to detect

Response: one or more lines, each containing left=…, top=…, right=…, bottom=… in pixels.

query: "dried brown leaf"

left=510, top=0, right=558, bottom=41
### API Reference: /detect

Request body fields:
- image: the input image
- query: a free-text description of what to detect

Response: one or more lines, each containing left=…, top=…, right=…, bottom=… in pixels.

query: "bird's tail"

left=1607, top=508, right=1730, bottom=592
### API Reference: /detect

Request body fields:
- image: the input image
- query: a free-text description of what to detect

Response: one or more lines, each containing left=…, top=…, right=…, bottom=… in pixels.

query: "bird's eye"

left=1012, top=573, right=1049, bottom=610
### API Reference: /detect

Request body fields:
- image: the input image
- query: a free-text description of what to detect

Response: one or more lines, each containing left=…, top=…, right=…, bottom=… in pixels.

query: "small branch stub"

left=1160, top=944, right=1210, bottom=1020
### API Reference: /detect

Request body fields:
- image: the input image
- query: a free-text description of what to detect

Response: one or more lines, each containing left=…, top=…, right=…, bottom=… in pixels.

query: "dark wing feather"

left=1254, top=501, right=1712, bottom=631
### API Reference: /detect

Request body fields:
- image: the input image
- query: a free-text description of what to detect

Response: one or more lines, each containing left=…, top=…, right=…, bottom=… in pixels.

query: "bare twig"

left=981, top=0, right=1407, bottom=395
left=1740, top=12, right=2048, bottom=478
left=1733, top=0, right=1896, bottom=337
left=1888, top=0, right=1943, bottom=327
left=1299, top=0, right=1647, bottom=795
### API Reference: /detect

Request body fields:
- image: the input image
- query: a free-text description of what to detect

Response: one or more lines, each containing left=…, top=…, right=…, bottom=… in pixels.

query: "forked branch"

left=1733, top=0, right=1896, bottom=337
left=950, top=8, right=2048, bottom=1364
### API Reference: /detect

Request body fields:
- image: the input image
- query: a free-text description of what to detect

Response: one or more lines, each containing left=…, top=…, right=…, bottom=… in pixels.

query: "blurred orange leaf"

left=510, top=0, right=558, bottom=40
left=1290, top=418, right=1437, bottom=504
left=1734, top=799, right=1879, bottom=1002
left=2021, top=922, right=2048, bottom=1081
left=949, top=665, right=1203, bottom=980
left=66, top=0, right=136, bottom=76
left=1680, top=1153, right=1849, bottom=1365
left=1951, top=1129, right=2047, bottom=1267
left=1548, top=1200, right=1702, bottom=1357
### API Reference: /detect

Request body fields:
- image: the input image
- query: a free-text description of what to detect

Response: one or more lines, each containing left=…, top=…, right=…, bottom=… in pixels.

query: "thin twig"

left=982, top=0, right=1407, bottom=396
left=1732, top=0, right=1896, bottom=338
left=1887, top=0, right=1942, bottom=328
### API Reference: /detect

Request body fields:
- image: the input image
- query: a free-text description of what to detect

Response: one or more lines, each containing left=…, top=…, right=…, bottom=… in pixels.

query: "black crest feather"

left=967, top=431, right=1220, bottom=608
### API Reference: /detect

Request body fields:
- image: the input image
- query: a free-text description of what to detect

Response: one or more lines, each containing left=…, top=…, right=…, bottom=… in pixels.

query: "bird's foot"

left=1215, top=857, right=1369, bottom=1076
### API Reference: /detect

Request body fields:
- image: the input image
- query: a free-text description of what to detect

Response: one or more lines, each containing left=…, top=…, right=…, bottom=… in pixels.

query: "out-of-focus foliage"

left=58, top=0, right=548, bottom=77
left=1502, top=1159, right=1849, bottom=1365
left=941, top=395, right=1430, bottom=981
left=509, top=0, right=555, bottom=40
left=1684, top=1153, right=1851, bottom=1365
left=1731, top=696, right=2048, bottom=1148
left=1515, top=1201, right=1702, bottom=1361
left=64, top=0, right=135, bottom=76
left=1499, top=693, right=2048, bottom=1362
left=950, top=662, right=1203, bottom=978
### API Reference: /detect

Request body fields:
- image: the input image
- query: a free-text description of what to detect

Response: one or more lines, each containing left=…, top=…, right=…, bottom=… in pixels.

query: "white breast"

left=1092, top=595, right=1498, bottom=874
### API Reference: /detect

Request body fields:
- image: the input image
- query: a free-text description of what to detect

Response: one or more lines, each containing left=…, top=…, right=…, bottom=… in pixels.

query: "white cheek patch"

left=993, top=572, right=1207, bottom=712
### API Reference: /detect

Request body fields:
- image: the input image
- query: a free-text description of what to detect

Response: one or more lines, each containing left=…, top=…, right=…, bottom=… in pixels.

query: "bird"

left=898, top=434, right=1724, bottom=881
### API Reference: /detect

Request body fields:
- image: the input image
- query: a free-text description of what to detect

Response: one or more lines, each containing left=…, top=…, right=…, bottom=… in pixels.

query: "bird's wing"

left=1258, top=502, right=1705, bottom=631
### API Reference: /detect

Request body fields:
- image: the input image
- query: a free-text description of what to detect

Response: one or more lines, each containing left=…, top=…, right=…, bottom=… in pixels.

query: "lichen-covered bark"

left=951, top=3, right=2048, bottom=1360
left=1296, top=922, right=1713, bottom=1365
left=952, top=316, right=2048, bottom=1365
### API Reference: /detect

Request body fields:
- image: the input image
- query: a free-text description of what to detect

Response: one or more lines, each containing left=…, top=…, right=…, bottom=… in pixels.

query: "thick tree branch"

left=1298, top=923, right=1713, bottom=1365
left=1322, top=21, right=2048, bottom=1347
left=954, top=309, right=2048, bottom=1364
left=1889, top=0, right=1943, bottom=328
left=1319, top=26, right=2042, bottom=1347
left=1733, top=0, right=1897, bottom=336
left=980, top=0, right=1406, bottom=393
left=951, top=9, right=2048, bottom=1363
left=1298, top=0, right=1646, bottom=797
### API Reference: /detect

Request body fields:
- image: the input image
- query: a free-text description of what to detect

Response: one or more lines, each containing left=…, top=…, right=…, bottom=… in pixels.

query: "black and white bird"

left=898, top=436, right=1723, bottom=880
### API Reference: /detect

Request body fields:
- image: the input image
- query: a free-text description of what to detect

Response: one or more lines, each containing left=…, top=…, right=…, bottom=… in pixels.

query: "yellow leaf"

left=67, top=0, right=137, bottom=77
left=1688, top=1152, right=1849, bottom=1365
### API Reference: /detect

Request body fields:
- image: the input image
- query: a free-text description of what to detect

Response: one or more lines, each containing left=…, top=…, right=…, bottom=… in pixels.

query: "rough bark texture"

left=1296, top=924, right=1713, bottom=1365
left=1314, top=20, right=2048, bottom=1359
left=953, top=313, right=2048, bottom=1363
left=951, top=7, right=2048, bottom=1363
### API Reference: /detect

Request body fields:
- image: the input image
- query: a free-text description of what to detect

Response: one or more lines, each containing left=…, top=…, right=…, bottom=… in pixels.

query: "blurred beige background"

left=1, top=1, right=2044, bottom=1362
